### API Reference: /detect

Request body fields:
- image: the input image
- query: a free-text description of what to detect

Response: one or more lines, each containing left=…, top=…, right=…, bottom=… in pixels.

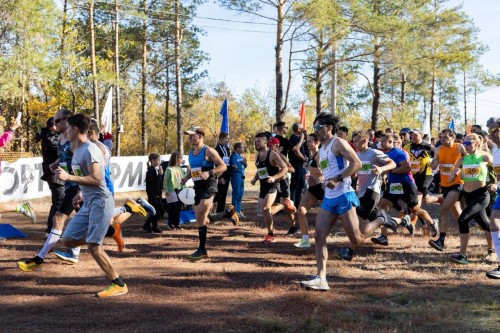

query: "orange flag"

left=299, top=101, right=306, bottom=129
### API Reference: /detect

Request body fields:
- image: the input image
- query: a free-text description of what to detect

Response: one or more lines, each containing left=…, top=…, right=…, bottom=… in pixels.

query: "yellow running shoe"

left=17, top=256, right=43, bottom=272
left=124, top=200, right=146, bottom=217
left=95, top=283, right=128, bottom=298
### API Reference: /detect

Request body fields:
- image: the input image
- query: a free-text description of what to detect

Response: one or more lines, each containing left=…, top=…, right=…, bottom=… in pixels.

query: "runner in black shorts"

left=182, top=126, right=227, bottom=261
left=251, top=132, right=288, bottom=243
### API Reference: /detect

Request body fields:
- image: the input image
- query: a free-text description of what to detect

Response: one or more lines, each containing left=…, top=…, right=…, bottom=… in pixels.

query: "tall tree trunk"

left=463, top=69, right=467, bottom=129
left=89, top=0, right=99, bottom=120
left=58, top=0, right=68, bottom=82
left=275, top=1, right=284, bottom=122
left=400, top=72, right=406, bottom=104
left=430, top=65, right=436, bottom=132
left=315, top=37, right=323, bottom=114
left=164, top=44, right=170, bottom=154
left=114, top=0, right=121, bottom=156
left=174, top=0, right=183, bottom=154
left=371, top=39, right=381, bottom=130
left=330, top=43, right=337, bottom=115
left=474, top=84, right=477, bottom=124
left=141, top=0, right=148, bottom=155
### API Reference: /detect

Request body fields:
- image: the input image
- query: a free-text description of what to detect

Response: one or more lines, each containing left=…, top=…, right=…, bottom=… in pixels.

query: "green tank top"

left=462, top=153, right=488, bottom=182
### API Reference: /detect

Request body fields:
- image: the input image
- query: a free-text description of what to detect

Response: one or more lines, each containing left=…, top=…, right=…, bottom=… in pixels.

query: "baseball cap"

left=184, top=126, right=205, bottom=136
left=268, top=137, right=280, bottom=146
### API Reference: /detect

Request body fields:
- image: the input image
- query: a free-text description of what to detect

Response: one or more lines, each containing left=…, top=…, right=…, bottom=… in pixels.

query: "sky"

left=193, top=0, right=500, bottom=129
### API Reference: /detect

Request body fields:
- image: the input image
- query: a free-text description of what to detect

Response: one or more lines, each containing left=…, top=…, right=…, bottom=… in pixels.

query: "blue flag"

left=220, top=98, right=229, bottom=134
left=448, top=119, right=455, bottom=131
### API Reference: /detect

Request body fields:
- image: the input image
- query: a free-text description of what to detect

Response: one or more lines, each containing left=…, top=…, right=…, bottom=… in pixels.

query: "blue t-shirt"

left=386, top=148, right=413, bottom=184
left=230, top=152, right=246, bottom=178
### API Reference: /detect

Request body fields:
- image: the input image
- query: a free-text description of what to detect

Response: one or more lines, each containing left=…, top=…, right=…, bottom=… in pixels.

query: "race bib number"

left=463, top=164, right=480, bottom=179
left=257, top=167, right=270, bottom=179
left=72, top=164, right=83, bottom=177
left=439, top=164, right=454, bottom=176
left=191, top=167, right=202, bottom=181
left=358, top=161, right=371, bottom=175
left=223, top=156, right=230, bottom=166
left=410, top=161, right=421, bottom=173
left=319, top=157, right=329, bottom=170
left=389, top=183, right=404, bottom=195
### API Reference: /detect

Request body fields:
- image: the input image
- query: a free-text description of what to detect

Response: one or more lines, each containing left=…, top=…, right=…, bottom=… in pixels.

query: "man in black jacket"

left=36, top=117, right=64, bottom=233
left=215, top=132, right=231, bottom=213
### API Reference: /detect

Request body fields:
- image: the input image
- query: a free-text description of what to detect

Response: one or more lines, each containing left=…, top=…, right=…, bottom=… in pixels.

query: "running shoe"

left=17, top=256, right=43, bottom=272
left=225, top=204, right=239, bottom=225
left=294, top=239, right=311, bottom=248
left=137, top=197, right=156, bottom=216
left=429, top=219, right=439, bottom=238
left=238, top=212, right=247, bottom=220
left=152, top=227, right=162, bottom=233
left=187, top=248, right=208, bottom=260
left=54, top=250, right=79, bottom=264
left=283, top=198, right=297, bottom=213
left=486, top=266, right=500, bottom=279
left=262, top=235, right=276, bottom=243
left=449, top=253, right=469, bottom=265
left=371, top=235, right=389, bottom=246
left=300, top=276, right=330, bottom=291
left=428, top=238, right=444, bottom=251
left=378, top=210, right=398, bottom=233
left=124, top=200, right=147, bottom=217
left=333, top=247, right=353, bottom=261
left=95, top=283, right=128, bottom=298
left=286, top=226, right=298, bottom=236
left=20, top=202, right=36, bottom=224
left=112, top=224, right=124, bottom=252
left=400, top=215, right=414, bottom=235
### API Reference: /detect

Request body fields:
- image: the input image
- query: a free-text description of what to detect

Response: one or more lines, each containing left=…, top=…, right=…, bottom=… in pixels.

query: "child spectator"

left=230, top=142, right=247, bottom=219
left=163, top=152, right=186, bottom=229
left=144, top=152, right=164, bottom=233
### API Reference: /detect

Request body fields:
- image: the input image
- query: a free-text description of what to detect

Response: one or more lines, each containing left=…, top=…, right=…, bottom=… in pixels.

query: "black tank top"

left=255, top=150, right=279, bottom=184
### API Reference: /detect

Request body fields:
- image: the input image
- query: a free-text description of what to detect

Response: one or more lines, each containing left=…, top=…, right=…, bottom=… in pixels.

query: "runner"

left=300, top=112, right=362, bottom=291
left=371, top=134, right=437, bottom=246
left=181, top=126, right=227, bottom=260
left=54, top=114, right=127, bottom=297
left=428, top=129, right=466, bottom=251
left=485, top=117, right=500, bottom=278
left=294, top=133, right=323, bottom=248
left=448, top=133, right=493, bottom=265
left=250, top=132, right=288, bottom=243
left=333, top=130, right=401, bottom=261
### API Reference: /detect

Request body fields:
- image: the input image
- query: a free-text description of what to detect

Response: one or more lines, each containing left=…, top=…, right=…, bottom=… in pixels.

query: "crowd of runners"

left=5, top=107, right=500, bottom=295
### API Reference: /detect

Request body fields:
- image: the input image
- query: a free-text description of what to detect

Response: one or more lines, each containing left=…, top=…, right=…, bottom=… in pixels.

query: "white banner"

left=0, top=154, right=187, bottom=202
left=101, top=88, right=113, bottom=134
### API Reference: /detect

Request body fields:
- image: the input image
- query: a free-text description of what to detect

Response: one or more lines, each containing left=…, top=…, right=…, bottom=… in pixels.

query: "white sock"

left=302, top=235, right=309, bottom=241
left=113, top=206, right=126, bottom=218
left=37, top=229, right=63, bottom=259
left=491, top=231, right=500, bottom=266
left=70, top=247, right=81, bottom=257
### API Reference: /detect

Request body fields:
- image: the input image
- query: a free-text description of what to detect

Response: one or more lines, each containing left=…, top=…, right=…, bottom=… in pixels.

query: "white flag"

left=422, top=110, right=431, bottom=137
left=101, top=88, right=113, bottom=133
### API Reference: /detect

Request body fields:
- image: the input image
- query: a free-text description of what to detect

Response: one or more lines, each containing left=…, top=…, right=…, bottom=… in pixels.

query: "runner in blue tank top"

left=181, top=126, right=227, bottom=261
left=300, top=112, right=363, bottom=291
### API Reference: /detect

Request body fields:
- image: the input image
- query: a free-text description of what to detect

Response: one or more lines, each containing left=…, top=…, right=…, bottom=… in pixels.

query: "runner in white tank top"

left=319, top=135, right=354, bottom=199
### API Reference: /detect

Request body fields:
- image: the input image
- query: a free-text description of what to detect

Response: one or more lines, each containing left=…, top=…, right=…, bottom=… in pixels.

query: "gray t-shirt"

left=356, top=148, right=388, bottom=197
left=71, top=140, right=111, bottom=198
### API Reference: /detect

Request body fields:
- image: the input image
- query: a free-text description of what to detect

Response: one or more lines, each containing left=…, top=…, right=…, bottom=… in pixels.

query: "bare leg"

left=315, top=208, right=337, bottom=280
left=297, top=192, right=317, bottom=236
left=261, top=192, right=278, bottom=234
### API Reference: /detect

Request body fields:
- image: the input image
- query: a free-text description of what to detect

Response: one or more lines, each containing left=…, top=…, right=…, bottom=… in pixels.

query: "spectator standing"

left=230, top=142, right=247, bottom=219
left=215, top=132, right=231, bottom=213
left=144, top=153, right=164, bottom=233
left=288, top=122, right=309, bottom=208
left=163, top=152, right=186, bottom=230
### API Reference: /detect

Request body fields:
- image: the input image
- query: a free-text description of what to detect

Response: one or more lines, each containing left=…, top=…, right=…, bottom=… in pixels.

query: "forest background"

left=0, top=0, right=499, bottom=157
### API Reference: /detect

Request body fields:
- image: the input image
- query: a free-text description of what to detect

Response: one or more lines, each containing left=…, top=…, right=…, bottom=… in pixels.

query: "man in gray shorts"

left=54, top=114, right=127, bottom=297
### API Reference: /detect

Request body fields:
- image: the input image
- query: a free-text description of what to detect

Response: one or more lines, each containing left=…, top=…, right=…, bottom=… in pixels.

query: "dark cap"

left=184, top=126, right=205, bottom=136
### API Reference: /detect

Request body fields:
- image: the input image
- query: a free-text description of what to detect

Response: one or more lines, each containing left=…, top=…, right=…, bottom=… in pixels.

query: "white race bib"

left=439, top=164, right=454, bottom=176
left=389, top=183, right=404, bottom=195
left=223, top=156, right=230, bottom=166
left=257, top=167, right=270, bottom=180
left=191, top=167, right=202, bottom=181
left=358, top=161, right=371, bottom=175
left=410, top=161, right=421, bottom=173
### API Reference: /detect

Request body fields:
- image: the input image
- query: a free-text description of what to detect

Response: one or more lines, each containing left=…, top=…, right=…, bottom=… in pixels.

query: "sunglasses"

left=463, top=141, right=472, bottom=146
left=489, top=127, right=499, bottom=134
left=313, top=124, right=327, bottom=132
left=55, top=118, right=67, bottom=124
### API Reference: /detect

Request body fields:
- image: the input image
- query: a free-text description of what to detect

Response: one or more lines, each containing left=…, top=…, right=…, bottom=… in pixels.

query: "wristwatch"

left=336, top=174, right=344, bottom=182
